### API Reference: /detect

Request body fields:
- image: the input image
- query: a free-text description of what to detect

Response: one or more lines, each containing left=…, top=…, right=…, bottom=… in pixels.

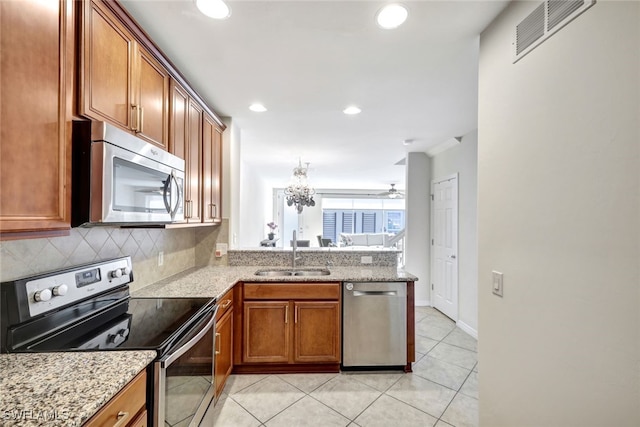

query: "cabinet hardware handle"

left=295, top=306, right=298, bottom=324
left=139, top=105, right=144, bottom=133
left=208, top=203, right=214, bottom=219
left=215, top=332, right=221, bottom=355
left=285, top=305, right=288, bottom=324
left=213, top=204, right=217, bottom=219
left=221, top=300, right=231, bottom=309
left=131, top=104, right=139, bottom=132
left=113, top=411, right=130, bottom=427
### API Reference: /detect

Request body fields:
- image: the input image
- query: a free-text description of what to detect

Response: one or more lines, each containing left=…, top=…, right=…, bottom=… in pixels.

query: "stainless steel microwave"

left=72, top=121, right=184, bottom=226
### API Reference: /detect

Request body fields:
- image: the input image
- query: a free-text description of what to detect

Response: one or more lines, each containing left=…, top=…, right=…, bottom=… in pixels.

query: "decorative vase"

left=268, top=232, right=275, bottom=240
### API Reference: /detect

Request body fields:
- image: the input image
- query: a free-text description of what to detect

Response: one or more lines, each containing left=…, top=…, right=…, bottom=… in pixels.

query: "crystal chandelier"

left=285, top=160, right=316, bottom=214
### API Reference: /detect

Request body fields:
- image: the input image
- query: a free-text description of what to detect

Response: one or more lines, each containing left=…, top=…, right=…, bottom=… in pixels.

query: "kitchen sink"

left=254, top=269, right=331, bottom=277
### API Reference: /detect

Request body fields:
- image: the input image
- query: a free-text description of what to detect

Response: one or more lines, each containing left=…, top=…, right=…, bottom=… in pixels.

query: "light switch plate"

left=361, top=256, right=373, bottom=264
left=492, top=271, right=503, bottom=297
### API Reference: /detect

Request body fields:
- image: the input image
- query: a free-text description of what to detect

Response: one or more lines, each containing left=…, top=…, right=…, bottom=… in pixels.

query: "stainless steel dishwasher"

left=342, top=281, right=407, bottom=369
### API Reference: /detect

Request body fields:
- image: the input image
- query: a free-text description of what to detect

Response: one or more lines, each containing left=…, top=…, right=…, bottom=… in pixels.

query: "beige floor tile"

left=231, top=376, right=305, bottom=422
left=277, top=373, right=338, bottom=393
left=415, top=321, right=455, bottom=341
left=201, top=394, right=261, bottom=427
left=442, top=328, right=478, bottom=352
left=224, top=374, right=269, bottom=395
left=310, top=375, right=382, bottom=420
left=459, top=371, right=478, bottom=399
left=345, top=372, right=404, bottom=392
left=386, top=375, right=456, bottom=418
left=440, top=393, right=479, bottom=427
left=415, top=335, right=439, bottom=354
left=428, top=342, right=477, bottom=370
left=434, top=421, right=455, bottom=427
left=354, top=394, right=438, bottom=427
left=265, top=396, right=350, bottom=427
left=412, top=356, right=471, bottom=390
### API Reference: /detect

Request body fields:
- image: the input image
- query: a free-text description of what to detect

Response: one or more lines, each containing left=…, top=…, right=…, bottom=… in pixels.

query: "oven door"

left=154, top=304, right=218, bottom=427
left=96, top=141, right=184, bottom=224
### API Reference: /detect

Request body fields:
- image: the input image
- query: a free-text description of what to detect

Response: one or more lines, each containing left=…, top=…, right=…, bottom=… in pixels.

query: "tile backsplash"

left=0, top=220, right=228, bottom=293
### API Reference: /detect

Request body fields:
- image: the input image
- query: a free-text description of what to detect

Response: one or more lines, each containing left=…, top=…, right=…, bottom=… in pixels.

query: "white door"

left=431, top=175, right=458, bottom=320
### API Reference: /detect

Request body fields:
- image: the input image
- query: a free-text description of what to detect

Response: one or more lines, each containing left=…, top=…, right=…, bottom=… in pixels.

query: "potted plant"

left=267, top=222, right=278, bottom=240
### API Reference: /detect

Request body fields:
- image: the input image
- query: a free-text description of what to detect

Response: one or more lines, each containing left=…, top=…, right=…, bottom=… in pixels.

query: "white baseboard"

left=415, top=299, right=430, bottom=307
left=456, top=320, right=478, bottom=339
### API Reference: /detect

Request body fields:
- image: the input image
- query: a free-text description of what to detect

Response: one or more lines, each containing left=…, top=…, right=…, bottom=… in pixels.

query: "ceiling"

left=120, top=0, right=509, bottom=191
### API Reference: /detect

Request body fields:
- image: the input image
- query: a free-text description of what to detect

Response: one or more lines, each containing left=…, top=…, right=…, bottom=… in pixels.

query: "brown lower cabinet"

left=84, top=370, right=147, bottom=427
left=237, top=283, right=341, bottom=371
left=214, top=288, right=234, bottom=398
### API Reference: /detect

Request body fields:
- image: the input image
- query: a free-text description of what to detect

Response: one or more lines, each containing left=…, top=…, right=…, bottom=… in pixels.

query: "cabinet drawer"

left=244, top=283, right=340, bottom=300
left=216, top=288, right=234, bottom=321
left=84, top=370, right=146, bottom=427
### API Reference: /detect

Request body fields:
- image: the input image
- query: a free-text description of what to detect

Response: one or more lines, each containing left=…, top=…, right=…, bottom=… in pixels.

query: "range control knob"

left=109, top=269, right=123, bottom=279
left=52, top=284, right=68, bottom=296
left=34, top=288, right=52, bottom=302
left=122, top=266, right=131, bottom=276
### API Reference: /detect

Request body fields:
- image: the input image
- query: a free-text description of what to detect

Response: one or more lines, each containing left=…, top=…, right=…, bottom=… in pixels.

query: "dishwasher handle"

left=353, top=290, right=398, bottom=297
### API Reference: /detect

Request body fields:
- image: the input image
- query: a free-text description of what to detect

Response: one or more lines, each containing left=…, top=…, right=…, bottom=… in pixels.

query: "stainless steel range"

left=0, top=257, right=217, bottom=427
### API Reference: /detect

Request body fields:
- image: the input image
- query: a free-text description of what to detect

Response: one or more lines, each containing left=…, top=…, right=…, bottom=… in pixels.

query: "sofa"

left=339, top=233, right=391, bottom=247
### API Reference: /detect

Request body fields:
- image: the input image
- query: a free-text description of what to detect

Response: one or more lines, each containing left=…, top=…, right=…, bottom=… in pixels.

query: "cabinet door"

left=243, top=301, right=289, bottom=363
left=0, top=0, right=72, bottom=235
left=214, top=307, right=233, bottom=397
left=294, top=301, right=341, bottom=363
left=81, top=0, right=134, bottom=129
left=169, top=80, right=188, bottom=159
left=202, top=113, right=222, bottom=223
left=134, top=46, right=169, bottom=149
left=185, top=99, right=202, bottom=223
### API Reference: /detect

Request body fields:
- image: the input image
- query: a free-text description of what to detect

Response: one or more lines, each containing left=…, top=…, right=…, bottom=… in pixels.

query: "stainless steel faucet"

left=292, top=230, right=302, bottom=269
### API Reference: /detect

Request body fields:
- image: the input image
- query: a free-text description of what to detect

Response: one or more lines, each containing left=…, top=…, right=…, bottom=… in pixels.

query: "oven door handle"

left=159, top=305, right=219, bottom=368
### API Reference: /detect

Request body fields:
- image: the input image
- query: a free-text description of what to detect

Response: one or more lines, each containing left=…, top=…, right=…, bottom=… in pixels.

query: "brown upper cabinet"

left=170, top=80, right=202, bottom=223
left=170, top=80, right=224, bottom=225
left=203, top=112, right=223, bottom=224
left=0, top=0, right=74, bottom=237
left=79, top=0, right=169, bottom=150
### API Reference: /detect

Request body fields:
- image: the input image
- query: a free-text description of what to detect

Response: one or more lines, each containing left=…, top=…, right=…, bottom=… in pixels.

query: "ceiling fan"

left=378, top=184, right=405, bottom=199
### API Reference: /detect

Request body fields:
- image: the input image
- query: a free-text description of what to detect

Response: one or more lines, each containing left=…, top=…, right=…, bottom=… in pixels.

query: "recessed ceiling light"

left=249, top=103, right=267, bottom=112
left=376, top=4, right=408, bottom=29
left=402, top=139, right=414, bottom=146
left=343, top=106, right=361, bottom=115
left=195, top=0, right=231, bottom=19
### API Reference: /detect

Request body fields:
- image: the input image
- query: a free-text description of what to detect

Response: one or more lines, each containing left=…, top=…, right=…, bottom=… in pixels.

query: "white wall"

left=431, top=130, right=478, bottom=336
left=238, top=158, right=273, bottom=247
left=404, top=152, right=431, bottom=305
left=478, top=2, right=639, bottom=426
left=224, top=117, right=241, bottom=248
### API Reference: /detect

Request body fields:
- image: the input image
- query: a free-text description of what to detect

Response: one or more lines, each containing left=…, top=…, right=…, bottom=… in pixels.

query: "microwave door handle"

left=170, top=172, right=181, bottom=219
left=162, top=173, right=172, bottom=214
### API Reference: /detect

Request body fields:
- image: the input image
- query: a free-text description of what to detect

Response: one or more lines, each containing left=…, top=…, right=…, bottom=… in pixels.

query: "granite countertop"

left=0, top=351, right=156, bottom=426
left=132, top=265, right=418, bottom=299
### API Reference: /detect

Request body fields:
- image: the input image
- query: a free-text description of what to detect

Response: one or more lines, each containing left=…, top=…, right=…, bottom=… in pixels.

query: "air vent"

left=516, top=3, right=545, bottom=55
left=513, top=0, right=596, bottom=63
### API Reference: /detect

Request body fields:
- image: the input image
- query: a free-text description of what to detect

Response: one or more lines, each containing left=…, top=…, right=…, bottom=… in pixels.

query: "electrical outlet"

left=158, top=251, right=164, bottom=267
left=361, top=256, right=373, bottom=264
left=492, top=271, right=503, bottom=297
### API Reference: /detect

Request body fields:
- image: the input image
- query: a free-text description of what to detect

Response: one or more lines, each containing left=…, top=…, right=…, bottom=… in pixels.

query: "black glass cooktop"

left=16, top=297, right=215, bottom=354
